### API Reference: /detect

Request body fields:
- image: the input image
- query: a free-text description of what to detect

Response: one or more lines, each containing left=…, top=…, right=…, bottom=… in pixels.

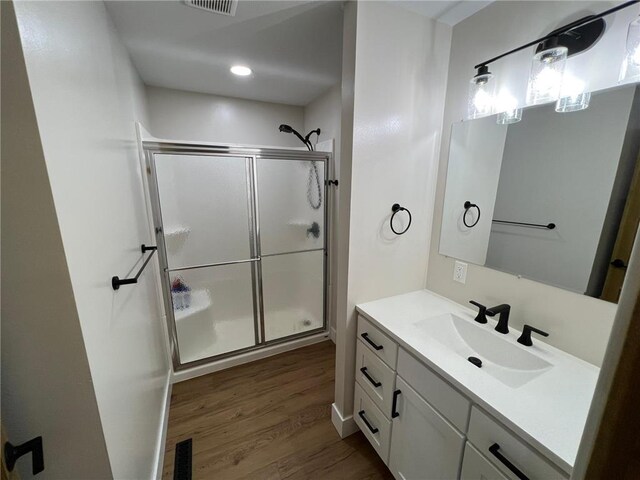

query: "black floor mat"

left=173, top=438, right=192, bottom=480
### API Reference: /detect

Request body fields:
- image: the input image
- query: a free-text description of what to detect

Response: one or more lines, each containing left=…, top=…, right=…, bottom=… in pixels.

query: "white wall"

left=333, top=0, right=357, bottom=436
left=427, top=1, right=637, bottom=366
left=334, top=1, right=452, bottom=425
left=439, top=117, right=507, bottom=264
left=146, top=85, right=305, bottom=147
left=1, top=2, right=112, bottom=477
left=304, top=84, right=342, bottom=336
left=13, top=2, right=170, bottom=478
left=486, top=88, right=634, bottom=293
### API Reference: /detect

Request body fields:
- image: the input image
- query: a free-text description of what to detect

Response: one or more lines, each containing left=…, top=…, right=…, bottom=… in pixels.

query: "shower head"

left=278, top=124, right=310, bottom=150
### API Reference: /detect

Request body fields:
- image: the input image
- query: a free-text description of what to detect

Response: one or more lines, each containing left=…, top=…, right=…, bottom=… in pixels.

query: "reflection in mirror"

left=440, top=84, right=640, bottom=303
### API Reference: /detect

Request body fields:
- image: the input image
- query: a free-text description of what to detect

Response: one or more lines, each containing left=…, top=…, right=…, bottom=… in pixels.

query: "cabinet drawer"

left=353, top=383, right=392, bottom=464
left=461, top=442, right=508, bottom=480
left=397, top=348, right=470, bottom=432
left=357, top=316, right=398, bottom=368
left=467, top=407, right=568, bottom=480
left=355, top=340, right=396, bottom=417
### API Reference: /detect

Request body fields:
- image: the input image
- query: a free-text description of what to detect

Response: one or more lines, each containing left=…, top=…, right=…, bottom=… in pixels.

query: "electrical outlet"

left=453, top=261, right=468, bottom=284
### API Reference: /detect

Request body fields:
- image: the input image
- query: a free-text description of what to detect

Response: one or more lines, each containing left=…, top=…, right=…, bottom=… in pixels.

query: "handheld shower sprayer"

left=279, top=124, right=311, bottom=150
left=304, top=128, right=321, bottom=148
left=278, top=124, right=323, bottom=210
left=278, top=124, right=321, bottom=151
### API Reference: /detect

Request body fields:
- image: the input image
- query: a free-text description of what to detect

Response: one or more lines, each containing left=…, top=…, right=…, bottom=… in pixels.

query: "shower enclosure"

left=144, top=142, right=330, bottom=370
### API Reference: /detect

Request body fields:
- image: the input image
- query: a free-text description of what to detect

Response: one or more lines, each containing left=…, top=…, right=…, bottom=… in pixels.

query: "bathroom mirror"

left=439, top=83, right=640, bottom=303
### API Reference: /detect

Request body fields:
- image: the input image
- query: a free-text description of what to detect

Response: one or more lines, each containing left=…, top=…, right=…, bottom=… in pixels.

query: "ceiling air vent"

left=183, top=0, right=238, bottom=16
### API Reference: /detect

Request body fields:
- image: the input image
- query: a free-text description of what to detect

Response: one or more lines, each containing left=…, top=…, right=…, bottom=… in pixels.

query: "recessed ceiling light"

left=230, top=65, right=252, bottom=76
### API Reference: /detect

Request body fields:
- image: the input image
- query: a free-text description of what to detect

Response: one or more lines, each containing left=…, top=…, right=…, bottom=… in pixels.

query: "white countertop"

left=356, top=289, right=600, bottom=474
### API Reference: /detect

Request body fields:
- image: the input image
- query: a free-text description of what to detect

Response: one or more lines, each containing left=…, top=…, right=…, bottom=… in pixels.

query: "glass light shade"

left=526, top=44, right=568, bottom=105
left=556, top=92, right=591, bottom=112
left=619, top=15, right=640, bottom=82
left=495, top=91, right=522, bottom=124
left=556, top=74, right=590, bottom=112
left=468, top=72, right=496, bottom=119
left=497, top=108, right=523, bottom=124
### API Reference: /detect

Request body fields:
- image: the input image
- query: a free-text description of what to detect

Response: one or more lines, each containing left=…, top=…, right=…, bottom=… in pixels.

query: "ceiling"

left=394, top=1, right=493, bottom=26
left=106, top=1, right=492, bottom=107
left=106, top=1, right=344, bottom=106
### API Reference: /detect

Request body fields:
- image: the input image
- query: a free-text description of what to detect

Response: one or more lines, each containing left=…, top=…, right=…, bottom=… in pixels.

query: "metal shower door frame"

left=143, top=141, right=330, bottom=371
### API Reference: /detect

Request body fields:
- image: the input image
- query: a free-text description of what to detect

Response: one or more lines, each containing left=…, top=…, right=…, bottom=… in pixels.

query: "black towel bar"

left=112, top=244, right=157, bottom=290
left=492, top=220, right=556, bottom=230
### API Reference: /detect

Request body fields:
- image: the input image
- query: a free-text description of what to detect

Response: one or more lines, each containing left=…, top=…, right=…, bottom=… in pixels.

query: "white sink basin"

left=413, top=313, right=552, bottom=388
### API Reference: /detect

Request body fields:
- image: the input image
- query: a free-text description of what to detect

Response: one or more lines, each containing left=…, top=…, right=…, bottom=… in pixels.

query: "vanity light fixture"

left=526, top=38, right=568, bottom=105
left=467, top=0, right=639, bottom=116
left=495, top=91, right=522, bottom=124
left=497, top=108, right=522, bottom=124
left=620, top=13, right=640, bottom=82
left=468, top=65, right=496, bottom=119
left=556, top=75, right=591, bottom=112
left=230, top=65, right=252, bottom=76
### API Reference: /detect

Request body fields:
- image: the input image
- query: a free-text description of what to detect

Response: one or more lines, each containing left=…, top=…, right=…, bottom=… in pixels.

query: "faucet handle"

left=517, top=324, right=549, bottom=346
left=469, top=301, right=488, bottom=324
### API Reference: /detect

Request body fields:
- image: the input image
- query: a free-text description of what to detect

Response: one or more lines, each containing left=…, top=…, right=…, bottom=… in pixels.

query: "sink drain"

left=467, top=356, right=482, bottom=368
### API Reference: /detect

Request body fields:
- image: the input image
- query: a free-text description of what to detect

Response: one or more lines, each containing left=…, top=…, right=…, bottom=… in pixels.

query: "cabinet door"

left=461, top=442, right=508, bottom=480
left=389, top=376, right=465, bottom=480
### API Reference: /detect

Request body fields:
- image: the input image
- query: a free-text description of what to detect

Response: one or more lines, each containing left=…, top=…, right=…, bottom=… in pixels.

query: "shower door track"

left=143, top=141, right=331, bottom=372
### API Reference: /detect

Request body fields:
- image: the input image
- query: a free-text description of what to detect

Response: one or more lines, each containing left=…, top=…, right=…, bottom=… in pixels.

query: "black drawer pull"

left=391, top=389, right=401, bottom=418
left=360, top=367, right=382, bottom=387
left=361, top=332, right=383, bottom=350
left=358, top=410, right=379, bottom=434
left=489, top=443, right=529, bottom=480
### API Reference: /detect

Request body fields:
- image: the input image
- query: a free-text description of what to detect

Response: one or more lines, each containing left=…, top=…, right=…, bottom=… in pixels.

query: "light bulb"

left=468, top=66, right=496, bottom=119
left=526, top=39, right=568, bottom=105
left=620, top=15, right=640, bottom=82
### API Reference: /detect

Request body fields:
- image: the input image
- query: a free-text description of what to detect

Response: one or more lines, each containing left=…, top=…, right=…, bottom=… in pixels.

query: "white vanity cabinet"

left=460, top=443, right=508, bottom=480
left=465, top=407, right=567, bottom=480
left=388, top=376, right=465, bottom=479
left=353, top=314, right=571, bottom=480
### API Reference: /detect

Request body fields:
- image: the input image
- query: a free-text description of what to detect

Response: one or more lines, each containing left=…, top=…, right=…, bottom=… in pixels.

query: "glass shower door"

left=257, top=157, right=326, bottom=341
left=152, top=153, right=258, bottom=365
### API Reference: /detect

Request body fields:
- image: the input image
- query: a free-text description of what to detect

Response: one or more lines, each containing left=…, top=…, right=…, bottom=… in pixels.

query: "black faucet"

left=517, top=325, right=549, bottom=346
left=469, top=301, right=488, bottom=324
left=486, top=304, right=510, bottom=334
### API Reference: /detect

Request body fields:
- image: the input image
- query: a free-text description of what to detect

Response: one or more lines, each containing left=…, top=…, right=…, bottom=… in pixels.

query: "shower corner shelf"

left=164, top=225, right=190, bottom=253
left=174, top=289, right=212, bottom=322
left=164, top=225, right=190, bottom=239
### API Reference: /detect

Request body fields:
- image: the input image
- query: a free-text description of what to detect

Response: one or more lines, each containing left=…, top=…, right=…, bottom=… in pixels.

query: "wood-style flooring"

left=162, top=341, right=393, bottom=479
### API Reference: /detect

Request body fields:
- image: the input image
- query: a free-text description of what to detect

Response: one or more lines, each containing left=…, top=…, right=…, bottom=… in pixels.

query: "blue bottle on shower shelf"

left=171, top=277, right=187, bottom=310
left=183, top=283, right=192, bottom=309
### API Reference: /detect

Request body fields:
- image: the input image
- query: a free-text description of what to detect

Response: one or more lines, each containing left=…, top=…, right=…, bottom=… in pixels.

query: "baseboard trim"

left=152, top=370, right=172, bottom=480
left=330, top=326, right=336, bottom=344
left=331, top=403, right=359, bottom=438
